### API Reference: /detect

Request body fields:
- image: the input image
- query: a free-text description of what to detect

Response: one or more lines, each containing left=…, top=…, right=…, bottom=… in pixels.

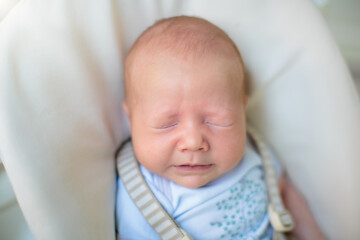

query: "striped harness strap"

left=247, top=125, right=295, bottom=239
left=116, top=125, right=294, bottom=240
left=117, top=142, right=192, bottom=240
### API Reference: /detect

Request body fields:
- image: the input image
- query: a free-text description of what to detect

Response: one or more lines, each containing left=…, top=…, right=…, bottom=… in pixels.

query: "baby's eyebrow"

left=203, top=107, right=234, bottom=116
left=148, top=109, right=178, bottom=121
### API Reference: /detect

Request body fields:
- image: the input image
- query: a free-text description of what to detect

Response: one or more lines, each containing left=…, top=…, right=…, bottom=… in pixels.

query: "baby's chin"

left=168, top=174, right=216, bottom=189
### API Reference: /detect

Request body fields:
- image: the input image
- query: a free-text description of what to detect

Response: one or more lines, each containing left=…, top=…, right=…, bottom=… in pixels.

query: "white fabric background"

left=0, top=0, right=359, bottom=239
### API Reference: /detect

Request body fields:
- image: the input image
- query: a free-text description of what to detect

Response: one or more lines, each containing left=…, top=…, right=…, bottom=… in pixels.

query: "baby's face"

left=124, top=53, right=248, bottom=188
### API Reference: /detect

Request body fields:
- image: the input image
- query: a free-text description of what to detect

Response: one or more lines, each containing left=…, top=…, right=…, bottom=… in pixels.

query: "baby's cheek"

left=216, top=132, right=246, bottom=161
left=216, top=128, right=245, bottom=146
left=138, top=138, right=162, bottom=158
left=136, top=135, right=173, bottom=166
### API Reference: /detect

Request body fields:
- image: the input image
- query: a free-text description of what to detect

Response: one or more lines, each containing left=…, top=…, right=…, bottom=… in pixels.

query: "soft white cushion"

left=0, top=0, right=359, bottom=239
left=0, top=1, right=128, bottom=240
left=0, top=166, right=33, bottom=240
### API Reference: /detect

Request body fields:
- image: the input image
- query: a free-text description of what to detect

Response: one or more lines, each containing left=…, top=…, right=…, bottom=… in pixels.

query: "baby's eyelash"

left=157, top=122, right=178, bottom=129
left=204, top=119, right=233, bottom=127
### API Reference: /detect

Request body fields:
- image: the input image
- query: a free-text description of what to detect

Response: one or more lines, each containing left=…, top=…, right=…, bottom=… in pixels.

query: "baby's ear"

left=122, top=101, right=130, bottom=118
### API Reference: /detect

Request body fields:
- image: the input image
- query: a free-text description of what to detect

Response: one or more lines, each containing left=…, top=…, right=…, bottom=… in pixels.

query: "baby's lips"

left=174, top=164, right=214, bottom=171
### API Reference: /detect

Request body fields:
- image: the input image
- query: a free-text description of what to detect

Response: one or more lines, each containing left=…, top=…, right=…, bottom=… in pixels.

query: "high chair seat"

left=0, top=0, right=359, bottom=239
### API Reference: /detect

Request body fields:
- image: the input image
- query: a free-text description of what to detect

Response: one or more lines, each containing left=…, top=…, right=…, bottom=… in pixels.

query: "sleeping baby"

left=116, top=16, right=324, bottom=240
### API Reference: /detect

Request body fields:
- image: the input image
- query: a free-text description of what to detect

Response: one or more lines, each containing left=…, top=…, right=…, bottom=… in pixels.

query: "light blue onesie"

left=116, top=142, right=273, bottom=239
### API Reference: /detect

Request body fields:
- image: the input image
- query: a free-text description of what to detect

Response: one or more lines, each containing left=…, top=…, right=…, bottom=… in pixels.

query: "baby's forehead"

left=128, top=16, right=243, bottom=66
left=124, top=16, right=246, bottom=100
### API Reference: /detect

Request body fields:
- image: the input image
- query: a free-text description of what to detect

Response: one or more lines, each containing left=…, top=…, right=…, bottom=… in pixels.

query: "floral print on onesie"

left=209, top=169, right=271, bottom=239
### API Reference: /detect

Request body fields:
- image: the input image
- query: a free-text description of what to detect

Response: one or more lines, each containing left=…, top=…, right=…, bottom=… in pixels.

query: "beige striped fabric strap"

left=247, top=124, right=295, bottom=236
left=116, top=141, right=193, bottom=240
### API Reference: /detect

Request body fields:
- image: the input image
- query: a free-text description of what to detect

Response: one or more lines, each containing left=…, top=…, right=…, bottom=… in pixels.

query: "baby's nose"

left=176, top=126, right=209, bottom=152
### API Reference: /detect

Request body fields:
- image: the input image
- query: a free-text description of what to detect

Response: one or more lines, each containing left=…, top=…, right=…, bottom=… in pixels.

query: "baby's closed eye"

left=150, top=118, right=179, bottom=130
left=156, top=122, right=178, bottom=129
left=204, top=118, right=234, bottom=127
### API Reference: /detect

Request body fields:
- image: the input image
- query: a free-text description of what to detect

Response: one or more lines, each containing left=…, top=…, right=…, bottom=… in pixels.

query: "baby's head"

left=123, top=16, right=248, bottom=188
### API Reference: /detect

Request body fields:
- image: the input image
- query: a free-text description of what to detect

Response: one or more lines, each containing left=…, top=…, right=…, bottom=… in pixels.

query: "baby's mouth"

left=174, top=164, right=213, bottom=172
